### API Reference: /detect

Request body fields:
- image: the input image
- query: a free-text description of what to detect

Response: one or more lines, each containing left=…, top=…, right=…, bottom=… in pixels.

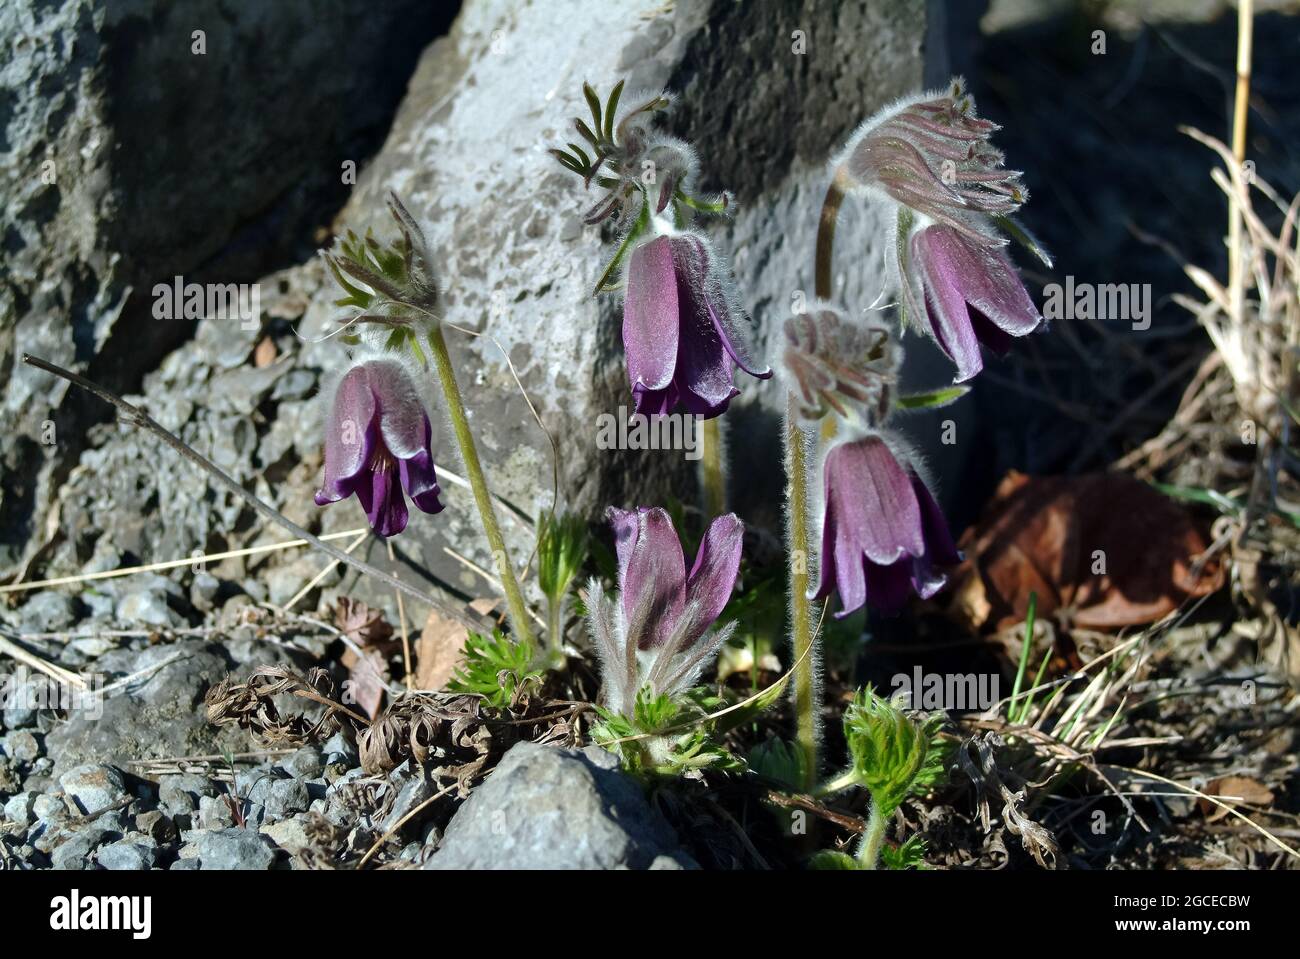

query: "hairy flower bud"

left=780, top=302, right=898, bottom=423
left=587, top=506, right=744, bottom=715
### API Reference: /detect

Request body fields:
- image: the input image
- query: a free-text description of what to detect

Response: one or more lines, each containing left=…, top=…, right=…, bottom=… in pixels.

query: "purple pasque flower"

left=314, top=358, right=444, bottom=538
left=908, top=223, right=1043, bottom=382
left=586, top=506, right=744, bottom=714
left=623, top=231, right=772, bottom=418
left=813, top=432, right=960, bottom=617
left=835, top=76, right=1047, bottom=382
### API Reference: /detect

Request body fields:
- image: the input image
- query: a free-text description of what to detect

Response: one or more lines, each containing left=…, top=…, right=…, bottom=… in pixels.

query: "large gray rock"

left=0, top=0, right=447, bottom=578
left=280, top=0, right=941, bottom=610
left=424, top=741, right=695, bottom=870
left=43, top=640, right=245, bottom=778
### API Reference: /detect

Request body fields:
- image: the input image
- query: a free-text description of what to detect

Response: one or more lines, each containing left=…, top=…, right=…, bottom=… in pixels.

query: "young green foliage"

left=447, top=629, right=542, bottom=709
left=537, top=511, right=590, bottom=663
left=591, top=684, right=742, bottom=776
left=816, top=686, right=952, bottom=869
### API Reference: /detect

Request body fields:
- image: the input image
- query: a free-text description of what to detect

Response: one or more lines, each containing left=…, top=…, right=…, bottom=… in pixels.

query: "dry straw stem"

left=0, top=527, right=369, bottom=596
left=19, top=353, right=489, bottom=633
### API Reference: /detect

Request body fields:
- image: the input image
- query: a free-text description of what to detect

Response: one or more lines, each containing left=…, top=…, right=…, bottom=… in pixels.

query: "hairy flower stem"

left=815, top=171, right=850, bottom=301
left=426, top=326, right=535, bottom=645
left=858, top=800, right=887, bottom=869
left=786, top=409, right=818, bottom=791
left=699, top=417, right=727, bottom=517
left=785, top=174, right=850, bottom=791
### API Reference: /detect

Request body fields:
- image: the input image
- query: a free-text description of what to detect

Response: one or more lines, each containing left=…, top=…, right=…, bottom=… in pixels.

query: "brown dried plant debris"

left=207, top=661, right=589, bottom=782
left=948, top=471, right=1226, bottom=636
left=956, top=732, right=1060, bottom=869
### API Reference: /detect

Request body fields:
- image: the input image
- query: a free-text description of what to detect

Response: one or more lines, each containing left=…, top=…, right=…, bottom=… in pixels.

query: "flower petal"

left=674, top=234, right=772, bottom=379
left=317, top=367, right=378, bottom=502
left=623, top=236, right=680, bottom=394
left=824, top=436, right=925, bottom=567
left=684, top=512, right=744, bottom=639
left=914, top=226, right=983, bottom=383
left=912, top=475, right=962, bottom=566
left=612, top=506, right=687, bottom=649
left=356, top=466, right=408, bottom=538
left=368, top=359, right=433, bottom=459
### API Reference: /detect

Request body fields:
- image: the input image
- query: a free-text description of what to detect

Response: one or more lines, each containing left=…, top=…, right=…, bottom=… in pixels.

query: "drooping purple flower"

left=813, top=433, right=960, bottom=617
left=909, top=223, right=1043, bottom=382
left=314, top=358, right=444, bottom=538
left=587, top=506, right=744, bottom=713
left=623, top=233, right=771, bottom=418
left=835, top=77, right=1048, bottom=382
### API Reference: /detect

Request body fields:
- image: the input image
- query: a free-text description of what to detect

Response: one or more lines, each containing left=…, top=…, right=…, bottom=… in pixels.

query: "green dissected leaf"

left=446, top=629, right=541, bottom=709
left=880, top=835, right=929, bottom=870
left=843, top=686, right=952, bottom=818
left=574, top=117, right=601, bottom=149
left=993, top=214, right=1054, bottom=268
left=592, top=684, right=741, bottom=777
left=592, top=200, right=650, bottom=295
left=808, top=850, right=861, bottom=870
left=895, top=385, right=971, bottom=411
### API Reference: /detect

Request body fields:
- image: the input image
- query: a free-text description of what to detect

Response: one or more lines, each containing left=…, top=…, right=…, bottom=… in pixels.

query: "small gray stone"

left=424, top=742, right=695, bottom=870
left=197, top=794, right=238, bottom=831
left=381, top=775, right=433, bottom=835
left=169, top=857, right=201, bottom=871
left=115, top=590, right=175, bottom=628
left=190, top=572, right=222, bottom=612
left=260, top=817, right=312, bottom=856
left=59, top=764, right=129, bottom=815
left=33, top=793, right=69, bottom=823
left=190, top=828, right=277, bottom=870
left=4, top=791, right=36, bottom=828
left=321, top=731, right=358, bottom=766
left=18, top=592, right=77, bottom=632
left=97, top=839, right=158, bottom=871
left=135, top=810, right=179, bottom=844
left=281, top=746, right=323, bottom=780
left=51, top=827, right=113, bottom=870
left=159, top=773, right=217, bottom=815
left=263, top=779, right=310, bottom=820
left=3, top=729, right=41, bottom=762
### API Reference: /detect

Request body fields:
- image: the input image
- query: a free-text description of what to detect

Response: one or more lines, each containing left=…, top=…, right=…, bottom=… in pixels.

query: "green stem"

left=858, top=800, right=887, bottom=870
left=426, top=325, right=535, bottom=645
left=699, top=416, right=727, bottom=517
left=815, top=769, right=858, bottom=798
left=786, top=408, right=818, bottom=791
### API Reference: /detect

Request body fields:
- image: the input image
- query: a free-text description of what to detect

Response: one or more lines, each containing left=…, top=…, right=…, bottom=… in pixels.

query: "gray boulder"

left=0, top=0, right=447, bottom=578
left=424, top=741, right=695, bottom=870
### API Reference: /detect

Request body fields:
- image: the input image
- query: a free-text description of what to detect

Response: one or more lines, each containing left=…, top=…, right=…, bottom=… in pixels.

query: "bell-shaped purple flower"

left=814, top=433, right=960, bottom=617
left=623, top=232, right=771, bottom=418
left=587, top=506, right=744, bottom=714
left=835, top=77, right=1048, bottom=382
left=909, top=223, right=1043, bottom=382
left=314, top=358, right=444, bottom=538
